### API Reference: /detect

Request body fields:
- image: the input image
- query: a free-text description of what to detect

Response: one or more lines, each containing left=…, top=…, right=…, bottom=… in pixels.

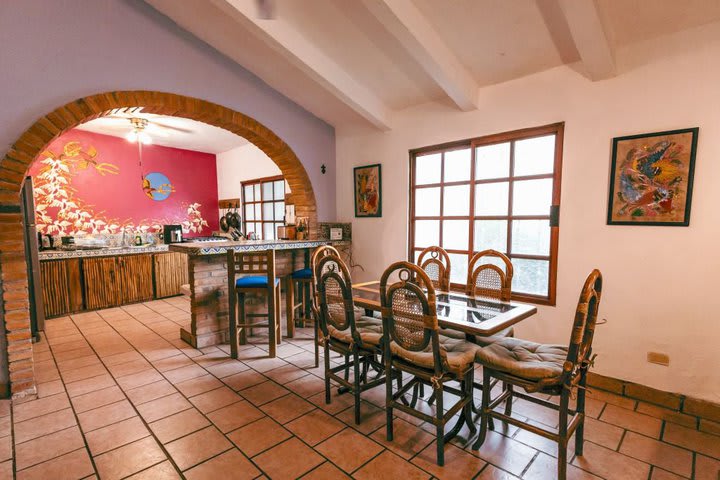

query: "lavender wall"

left=0, top=0, right=336, bottom=220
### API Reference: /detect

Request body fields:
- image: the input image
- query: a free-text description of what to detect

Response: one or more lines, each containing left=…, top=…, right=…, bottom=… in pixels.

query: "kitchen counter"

left=168, top=239, right=349, bottom=256
left=175, top=238, right=352, bottom=348
left=38, top=244, right=170, bottom=261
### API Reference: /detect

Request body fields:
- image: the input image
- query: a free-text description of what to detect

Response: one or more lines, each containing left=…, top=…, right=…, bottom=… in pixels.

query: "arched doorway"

left=0, top=91, right=318, bottom=398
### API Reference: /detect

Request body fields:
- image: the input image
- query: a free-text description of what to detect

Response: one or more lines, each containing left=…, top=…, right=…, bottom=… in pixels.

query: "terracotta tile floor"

left=2, top=297, right=719, bottom=479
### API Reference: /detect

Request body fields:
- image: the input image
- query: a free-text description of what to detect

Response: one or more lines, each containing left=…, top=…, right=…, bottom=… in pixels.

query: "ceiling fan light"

left=126, top=130, right=138, bottom=143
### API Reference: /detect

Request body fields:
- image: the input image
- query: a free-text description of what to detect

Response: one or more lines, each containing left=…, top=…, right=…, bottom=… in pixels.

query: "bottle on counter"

left=134, top=232, right=143, bottom=246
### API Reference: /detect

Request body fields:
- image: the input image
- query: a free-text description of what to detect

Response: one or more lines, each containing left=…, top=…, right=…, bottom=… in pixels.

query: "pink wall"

left=29, top=129, right=219, bottom=237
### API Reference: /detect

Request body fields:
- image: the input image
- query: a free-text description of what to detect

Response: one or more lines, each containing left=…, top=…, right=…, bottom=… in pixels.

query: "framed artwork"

left=354, top=163, right=382, bottom=217
left=607, top=128, right=698, bottom=226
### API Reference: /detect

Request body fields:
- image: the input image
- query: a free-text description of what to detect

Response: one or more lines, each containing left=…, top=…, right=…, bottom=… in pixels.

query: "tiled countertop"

left=38, top=244, right=170, bottom=261
left=169, top=239, right=350, bottom=256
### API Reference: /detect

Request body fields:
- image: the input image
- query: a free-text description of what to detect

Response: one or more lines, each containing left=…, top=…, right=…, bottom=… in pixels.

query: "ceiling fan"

left=89, top=112, right=195, bottom=144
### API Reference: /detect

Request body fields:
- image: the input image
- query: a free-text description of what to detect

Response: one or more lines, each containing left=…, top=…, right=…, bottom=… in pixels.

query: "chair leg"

left=285, top=277, right=294, bottom=338
left=465, top=369, right=477, bottom=435
left=472, top=368, right=492, bottom=450
left=276, top=286, right=282, bottom=345
left=323, top=342, right=331, bottom=404
left=238, top=293, right=247, bottom=345
left=313, top=312, right=319, bottom=368
left=229, top=291, right=238, bottom=359
left=353, top=350, right=361, bottom=425
left=575, top=370, right=587, bottom=456
left=504, top=383, right=514, bottom=416
left=435, top=383, right=445, bottom=466
left=558, top=388, right=570, bottom=480
left=303, top=281, right=312, bottom=324
left=385, top=361, right=394, bottom=441
left=268, top=287, right=277, bottom=358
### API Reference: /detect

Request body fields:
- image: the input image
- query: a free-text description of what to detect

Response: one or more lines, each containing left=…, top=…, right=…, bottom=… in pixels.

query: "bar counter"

left=169, top=239, right=349, bottom=348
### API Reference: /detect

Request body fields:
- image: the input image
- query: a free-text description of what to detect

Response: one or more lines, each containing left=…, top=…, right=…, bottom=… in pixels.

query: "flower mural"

left=33, top=140, right=211, bottom=236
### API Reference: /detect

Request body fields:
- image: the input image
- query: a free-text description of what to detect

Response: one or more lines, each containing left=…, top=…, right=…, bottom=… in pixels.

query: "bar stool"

left=284, top=249, right=313, bottom=339
left=227, top=249, right=281, bottom=359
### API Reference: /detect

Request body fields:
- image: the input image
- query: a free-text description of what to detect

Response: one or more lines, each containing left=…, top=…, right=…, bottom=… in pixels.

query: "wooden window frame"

left=408, top=122, right=564, bottom=306
left=241, top=174, right=285, bottom=240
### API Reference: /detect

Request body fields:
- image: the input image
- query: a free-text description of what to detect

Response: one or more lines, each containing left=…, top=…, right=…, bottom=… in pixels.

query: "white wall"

left=336, top=22, right=720, bottom=402
left=216, top=143, right=282, bottom=201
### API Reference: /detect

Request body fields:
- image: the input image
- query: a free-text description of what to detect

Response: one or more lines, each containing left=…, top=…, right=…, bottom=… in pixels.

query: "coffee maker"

left=163, top=225, right=183, bottom=244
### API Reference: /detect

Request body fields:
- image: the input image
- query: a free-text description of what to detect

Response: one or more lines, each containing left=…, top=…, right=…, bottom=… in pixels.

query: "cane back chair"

left=316, top=252, right=385, bottom=424
left=307, top=245, right=342, bottom=368
left=417, top=246, right=451, bottom=291
left=381, top=262, right=477, bottom=466
left=472, top=269, right=603, bottom=480
left=227, top=249, right=281, bottom=359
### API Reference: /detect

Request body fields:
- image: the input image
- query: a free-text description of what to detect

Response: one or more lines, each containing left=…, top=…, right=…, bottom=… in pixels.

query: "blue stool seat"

left=236, top=276, right=280, bottom=288
left=291, top=268, right=313, bottom=280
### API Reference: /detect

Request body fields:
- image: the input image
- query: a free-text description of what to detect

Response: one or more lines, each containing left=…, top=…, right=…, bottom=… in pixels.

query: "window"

left=409, top=123, right=563, bottom=305
left=241, top=175, right=285, bottom=240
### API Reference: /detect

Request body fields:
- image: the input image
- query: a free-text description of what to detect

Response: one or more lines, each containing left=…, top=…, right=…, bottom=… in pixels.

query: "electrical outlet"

left=647, top=352, right=670, bottom=366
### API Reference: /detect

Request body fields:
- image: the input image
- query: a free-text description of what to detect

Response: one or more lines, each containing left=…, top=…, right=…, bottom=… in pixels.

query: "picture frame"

left=354, top=163, right=382, bottom=217
left=607, top=127, right=698, bottom=226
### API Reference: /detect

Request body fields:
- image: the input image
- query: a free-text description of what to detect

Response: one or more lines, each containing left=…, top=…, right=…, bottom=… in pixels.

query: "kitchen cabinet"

left=42, top=251, right=187, bottom=317
left=40, top=258, right=83, bottom=317
left=118, top=255, right=154, bottom=304
left=83, top=257, right=121, bottom=310
left=154, top=252, right=188, bottom=298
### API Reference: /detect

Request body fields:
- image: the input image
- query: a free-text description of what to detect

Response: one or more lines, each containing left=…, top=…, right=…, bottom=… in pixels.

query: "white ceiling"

left=77, top=111, right=248, bottom=154
left=144, top=0, right=720, bottom=130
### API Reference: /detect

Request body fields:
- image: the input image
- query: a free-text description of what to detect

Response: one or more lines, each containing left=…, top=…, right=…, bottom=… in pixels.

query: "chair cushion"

left=439, top=327, right=513, bottom=346
left=390, top=335, right=478, bottom=376
left=236, top=276, right=280, bottom=288
left=291, top=268, right=312, bottom=279
left=328, top=316, right=383, bottom=347
left=475, top=337, right=567, bottom=381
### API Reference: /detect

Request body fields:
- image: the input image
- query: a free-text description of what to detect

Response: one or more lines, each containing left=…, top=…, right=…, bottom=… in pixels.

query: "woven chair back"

left=316, top=253, right=362, bottom=346
left=380, top=262, right=442, bottom=359
left=311, top=245, right=342, bottom=313
left=564, top=269, right=603, bottom=374
left=227, top=249, right=275, bottom=285
left=467, top=249, right=513, bottom=301
left=417, top=246, right=451, bottom=291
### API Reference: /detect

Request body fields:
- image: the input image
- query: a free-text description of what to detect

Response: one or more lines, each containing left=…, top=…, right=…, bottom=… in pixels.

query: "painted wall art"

left=354, top=163, right=382, bottom=217
left=607, top=128, right=698, bottom=226
left=30, top=129, right=218, bottom=236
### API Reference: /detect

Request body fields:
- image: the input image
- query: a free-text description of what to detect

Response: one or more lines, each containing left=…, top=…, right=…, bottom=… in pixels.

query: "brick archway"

left=0, top=91, right=318, bottom=397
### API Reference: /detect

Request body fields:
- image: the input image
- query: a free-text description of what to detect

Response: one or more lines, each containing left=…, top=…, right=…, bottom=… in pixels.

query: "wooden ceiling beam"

left=362, top=0, right=479, bottom=111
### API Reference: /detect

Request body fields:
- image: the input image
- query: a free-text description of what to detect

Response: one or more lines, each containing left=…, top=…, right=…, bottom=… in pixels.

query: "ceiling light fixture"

left=126, top=118, right=152, bottom=145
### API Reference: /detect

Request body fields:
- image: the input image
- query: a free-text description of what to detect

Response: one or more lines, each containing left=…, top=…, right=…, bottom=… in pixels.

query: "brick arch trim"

left=0, top=91, right=318, bottom=397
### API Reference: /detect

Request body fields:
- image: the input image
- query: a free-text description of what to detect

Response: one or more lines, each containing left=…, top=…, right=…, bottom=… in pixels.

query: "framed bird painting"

left=607, top=128, right=698, bottom=226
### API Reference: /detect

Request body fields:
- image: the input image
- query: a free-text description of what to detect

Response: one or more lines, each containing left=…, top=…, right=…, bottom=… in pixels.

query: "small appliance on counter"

left=163, top=225, right=183, bottom=244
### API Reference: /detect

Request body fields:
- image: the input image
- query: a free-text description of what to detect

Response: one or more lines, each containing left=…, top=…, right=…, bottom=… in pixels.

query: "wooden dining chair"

left=227, top=249, right=281, bottom=359
left=308, top=245, right=342, bottom=368
left=380, top=262, right=477, bottom=466
left=316, top=252, right=385, bottom=424
left=466, top=249, right=513, bottom=300
left=417, top=246, right=451, bottom=291
left=472, top=270, right=603, bottom=480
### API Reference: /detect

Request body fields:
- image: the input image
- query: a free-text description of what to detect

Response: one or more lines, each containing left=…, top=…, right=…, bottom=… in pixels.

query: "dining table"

left=351, top=280, right=537, bottom=339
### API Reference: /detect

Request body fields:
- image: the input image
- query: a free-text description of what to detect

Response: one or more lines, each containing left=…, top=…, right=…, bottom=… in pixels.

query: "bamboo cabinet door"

left=118, top=255, right=154, bottom=304
left=40, top=258, right=84, bottom=317
left=153, top=252, right=189, bottom=298
left=83, top=257, right=121, bottom=310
